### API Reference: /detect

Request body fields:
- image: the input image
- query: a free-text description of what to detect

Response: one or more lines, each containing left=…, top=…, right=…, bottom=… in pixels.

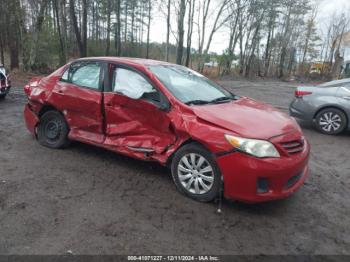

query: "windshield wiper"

left=210, top=96, right=233, bottom=104
left=185, top=99, right=211, bottom=105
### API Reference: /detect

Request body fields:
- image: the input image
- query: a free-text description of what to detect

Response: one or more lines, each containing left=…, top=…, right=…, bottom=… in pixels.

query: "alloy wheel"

left=177, top=153, right=214, bottom=195
left=319, top=112, right=342, bottom=133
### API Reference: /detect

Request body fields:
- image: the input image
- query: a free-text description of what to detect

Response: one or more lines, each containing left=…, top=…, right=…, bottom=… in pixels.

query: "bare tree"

left=197, top=0, right=231, bottom=71
left=185, top=0, right=196, bottom=66
left=69, top=0, right=85, bottom=57
left=166, top=0, right=171, bottom=61
left=176, top=0, right=186, bottom=64
left=146, top=0, right=152, bottom=58
left=105, top=0, right=112, bottom=55
left=115, top=0, right=122, bottom=56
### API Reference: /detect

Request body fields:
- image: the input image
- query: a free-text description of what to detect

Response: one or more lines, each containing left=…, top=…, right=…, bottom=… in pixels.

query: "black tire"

left=0, top=94, right=6, bottom=99
left=315, top=108, right=347, bottom=135
left=171, top=143, right=222, bottom=202
left=37, top=110, right=70, bottom=149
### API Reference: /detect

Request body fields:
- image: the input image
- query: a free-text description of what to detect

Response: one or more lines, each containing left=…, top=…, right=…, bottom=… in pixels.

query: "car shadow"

left=221, top=197, right=294, bottom=215
left=68, top=140, right=172, bottom=179
left=64, top=141, right=302, bottom=215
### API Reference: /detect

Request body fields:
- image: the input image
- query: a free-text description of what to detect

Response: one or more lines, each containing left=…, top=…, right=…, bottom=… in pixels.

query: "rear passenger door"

left=51, top=61, right=105, bottom=143
left=103, top=64, right=176, bottom=155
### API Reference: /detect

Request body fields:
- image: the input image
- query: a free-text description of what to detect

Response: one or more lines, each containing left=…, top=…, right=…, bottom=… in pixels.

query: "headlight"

left=225, top=134, right=280, bottom=158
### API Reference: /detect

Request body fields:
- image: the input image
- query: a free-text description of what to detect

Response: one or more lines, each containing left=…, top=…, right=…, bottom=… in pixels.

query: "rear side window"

left=61, top=62, right=101, bottom=90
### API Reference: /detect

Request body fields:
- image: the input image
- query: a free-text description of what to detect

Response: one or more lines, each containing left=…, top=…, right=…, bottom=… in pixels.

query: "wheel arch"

left=38, top=104, right=60, bottom=117
left=37, top=104, right=70, bottom=132
left=313, top=105, right=349, bottom=125
left=166, top=138, right=213, bottom=168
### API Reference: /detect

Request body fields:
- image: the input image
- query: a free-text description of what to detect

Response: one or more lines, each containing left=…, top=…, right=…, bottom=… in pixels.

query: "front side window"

left=61, top=62, right=101, bottom=90
left=148, top=65, right=233, bottom=105
left=113, top=67, right=159, bottom=101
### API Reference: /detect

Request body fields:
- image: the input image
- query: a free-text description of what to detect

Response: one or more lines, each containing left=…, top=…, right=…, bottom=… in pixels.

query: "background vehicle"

left=290, top=78, right=350, bottom=135
left=0, top=64, right=11, bottom=99
left=204, top=61, right=218, bottom=68
left=309, top=62, right=331, bottom=75
left=24, top=57, right=310, bottom=203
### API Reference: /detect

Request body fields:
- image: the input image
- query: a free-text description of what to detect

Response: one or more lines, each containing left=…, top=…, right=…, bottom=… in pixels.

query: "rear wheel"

left=171, top=143, right=221, bottom=202
left=37, top=111, right=70, bottom=148
left=315, top=108, right=347, bottom=135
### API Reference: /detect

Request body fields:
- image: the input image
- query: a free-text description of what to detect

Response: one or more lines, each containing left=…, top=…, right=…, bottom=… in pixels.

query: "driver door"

left=103, top=64, right=176, bottom=156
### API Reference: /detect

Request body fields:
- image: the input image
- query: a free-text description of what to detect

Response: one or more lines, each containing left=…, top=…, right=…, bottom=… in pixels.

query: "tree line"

left=0, top=0, right=349, bottom=79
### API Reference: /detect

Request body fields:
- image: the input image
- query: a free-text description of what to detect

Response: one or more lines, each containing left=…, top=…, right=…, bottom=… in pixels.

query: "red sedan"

left=24, top=57, right=310, bottom=203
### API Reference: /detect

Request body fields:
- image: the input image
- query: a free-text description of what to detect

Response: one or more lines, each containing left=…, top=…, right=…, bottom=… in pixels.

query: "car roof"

left=319, top=78, right=350, bottom=87
left=75, top=57, right=174, bottom=67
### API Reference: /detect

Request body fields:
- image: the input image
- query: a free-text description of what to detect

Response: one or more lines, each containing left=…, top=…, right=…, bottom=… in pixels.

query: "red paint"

left=23, top=57, right=310, bottom=203
left=295, top=90, right=313, bottom=98
left=218, top=133, right=310, bottom=202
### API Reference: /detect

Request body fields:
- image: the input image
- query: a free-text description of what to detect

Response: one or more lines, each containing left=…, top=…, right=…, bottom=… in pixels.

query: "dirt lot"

left=0, top=79, right=349, bottom=255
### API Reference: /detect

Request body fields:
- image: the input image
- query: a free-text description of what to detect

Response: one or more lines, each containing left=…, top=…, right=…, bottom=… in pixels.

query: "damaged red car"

left=24, top=57, right=310, bottom=203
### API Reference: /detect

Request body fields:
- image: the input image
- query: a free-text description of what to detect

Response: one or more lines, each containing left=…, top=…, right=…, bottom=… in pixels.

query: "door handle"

left=106, top=102, right=112, bottom=106
left=343, top=96, right=350, bottom=100
left=58, top=90, right=63, bottom=94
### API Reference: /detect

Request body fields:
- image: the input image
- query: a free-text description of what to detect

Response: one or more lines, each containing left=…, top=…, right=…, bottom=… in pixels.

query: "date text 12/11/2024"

left=127, top=255, right=220, bottom=261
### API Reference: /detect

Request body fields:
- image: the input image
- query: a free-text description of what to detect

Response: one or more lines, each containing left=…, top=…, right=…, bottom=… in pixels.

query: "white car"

left=204, top=61, right=218, bottom=68
left=0, top=65, right=11, bottom=99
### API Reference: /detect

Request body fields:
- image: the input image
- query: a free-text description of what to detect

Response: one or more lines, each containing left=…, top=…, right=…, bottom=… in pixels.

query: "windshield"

left=148, top=65, right=234, bottom=105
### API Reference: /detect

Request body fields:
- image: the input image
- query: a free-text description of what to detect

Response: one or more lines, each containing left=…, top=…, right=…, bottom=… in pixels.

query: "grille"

left=280, top=138, right=304, bottom=155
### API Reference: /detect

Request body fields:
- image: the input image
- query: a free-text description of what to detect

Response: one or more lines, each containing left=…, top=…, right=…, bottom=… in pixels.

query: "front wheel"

left=37, top=111, right=70, bottom=149
left=171, top=143, right=221, bottom=202
left=315, top=108, right=347, bottom=135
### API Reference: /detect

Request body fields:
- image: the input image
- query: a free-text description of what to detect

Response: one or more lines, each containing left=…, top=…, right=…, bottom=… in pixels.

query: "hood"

left=192, top=97, right=300, bottom=140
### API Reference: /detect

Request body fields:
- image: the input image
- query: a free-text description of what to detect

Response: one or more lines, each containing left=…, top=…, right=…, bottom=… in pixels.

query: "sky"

left=149, top=0, right=350, bottom=55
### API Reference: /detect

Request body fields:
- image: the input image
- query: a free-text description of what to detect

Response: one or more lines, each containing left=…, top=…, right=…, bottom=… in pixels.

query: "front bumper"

left=24, top=104, right=39, bottom=136
left=217, top=140, right=310, bottom=203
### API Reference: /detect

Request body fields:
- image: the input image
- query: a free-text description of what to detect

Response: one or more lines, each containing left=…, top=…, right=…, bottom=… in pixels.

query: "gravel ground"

left=0, top=80, right=349, bottom=255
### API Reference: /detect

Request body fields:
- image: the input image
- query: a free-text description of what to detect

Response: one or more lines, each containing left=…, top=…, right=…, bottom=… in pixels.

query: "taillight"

left=24, top=84, right=31, bottom=96
left=295, top=90, right=312, bottom=98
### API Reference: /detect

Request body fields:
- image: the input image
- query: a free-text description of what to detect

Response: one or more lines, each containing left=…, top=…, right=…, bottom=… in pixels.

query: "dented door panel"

left=49, top=81, right=103, bottom=135
left=103, top=92, right=176, bottom=155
